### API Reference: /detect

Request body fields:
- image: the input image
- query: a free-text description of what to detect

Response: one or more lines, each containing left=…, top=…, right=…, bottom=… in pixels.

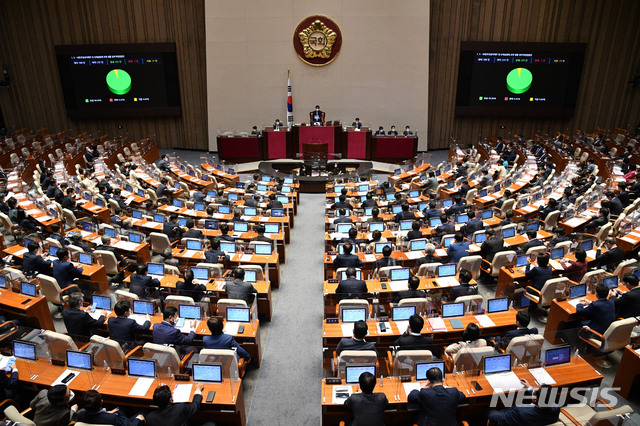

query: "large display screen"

left=55, top=43, right=181, bottom=118
left=455, top=42, right=586, bottom=117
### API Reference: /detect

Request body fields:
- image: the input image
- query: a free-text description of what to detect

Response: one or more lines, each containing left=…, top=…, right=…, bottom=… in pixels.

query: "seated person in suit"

left=163, top=213, right=183, bottom=242
left=77, top=390, right=144, bottom=425
left=394, top=203, right=415, bottom=222
left=447, top=232, right=470, bottom=264
left=335, top=227, right=358, bottom=247
left=458, top=180, right=471, bottom=199
left=374, top=126, right=385, bottom=136
left=613, top=273, right=640, bottom=318
left=445, top=322, right=487, bottom=358
left=0, top=358, right=19, bottom=401
left=449, top=269, right=476, bottom=300
left=145, top=383, right=206, bottom=426
left=332, top=194, right=352, bottom=210
left=547, top=227, right=569, bottom=248
left=365, top=207, right=384, bottom=223
left=218, top=223, right=235, bottom=242
left=204, top=238, right=230, bottom=267
left=403, top=125, right=413, bottom=136
left=374, top=245, right=399, bottom=271
left=62, top=293, right=106, bottom=340
left=214, top=189, right=229, bottom=205
left=310, top=105, right=324, bottom=125
left=157, top=154, right=170, bottom=172
left=488, top=383, right=560, bottom=426
left=478, top=168, right=494, bottom=188
left=223, top=268, right=258, bottom=303
left=365, top=230, right=387, bottom=252
left=492, top=311, right=538, bottom=349
left=96, top=235, right=123, bottom=262
left=520, top=229, right=542, bottom=254
left=265, top=193, right=283, bottom=211
left=156, top=177, right=173, bottom=199
left=334, top=242, right=364, bottom=269
left=162, top=247, right=180, bottom=268
left=336, top=267, right=367, bottom=299
left=245, top=193, right=260, bottom=207
left=250, top=125, right=260, bottom=135
left=49, top=223, right=68, bottom=247
left=344, top=372, right=388, bottom=426
left=584, top=207, right=610, bottom=234
left=406, top=221, right=423, bottom=241
left=594, top=237, right=626, bottom=272
left=273, top=118, right=283, bottom=129
left=361, top=192, right=377, bottom=208
left=445, top=196, right=466, bottom=216
left=576, top=283, right=616, bottom=335
left=203, top=316, right=251, bottom=362
left=152, top=306, right=196, bottom=352
left=493, top=190, right=512, bottom=209
left=182, top=218, right=203, bottom=238
left=176, top=269, right=206, bottom=302
left=337, top=320, right=376, bottom=354
left=388, top=125, right=398, bottom=136
left=560, top=248, right=588, bottom=283
left=394, top=314, right=433, bottom=350
left=52, top=248, right=83, bottom=292
left=407, top=367, right=466, bottom=426
left=525, top=252, right=552, bottom=291
left=69, top=231, right=90, bottom=252
left=423, top=201, right=441, bottom=219
left=110, top=188, right=127, bottom=210
left=415, top=244, right=438, bottom=270
left=23, top=241, right=53, bottom=276
left=462, top=210, right=483, bottom=236
left=107, top=300, right=151, bottom=350
left=434, top=214, right=455, bottom=237
left=61, top=187, right=79, bottom=211
left=499, top=209, right=514, bottom=227
left=129, top=264, right=162, bottom=299
left=253, top=224, right=273, bottom=243
left=351, top=117, right=362, bottom=129
left=395, top=276, right=426, bottom=303
left=230, top=207, right=247, bottom=223
left=334, top=208, right=353, bottom=224
left=192, top=189, right=206, bottom=202
left=30, top=384, right=78, bottom=426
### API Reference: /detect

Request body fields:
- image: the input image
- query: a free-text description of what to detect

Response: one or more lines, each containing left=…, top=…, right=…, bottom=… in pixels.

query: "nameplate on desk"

left=51, top=359, right=66, bottom=366
left=326, top=377, right=341, bottom=385
left=400, top=375, right=412, bottom=382
left=111, top=368, right=125, bottom=375
left=328, top=279, right=338, bottom=283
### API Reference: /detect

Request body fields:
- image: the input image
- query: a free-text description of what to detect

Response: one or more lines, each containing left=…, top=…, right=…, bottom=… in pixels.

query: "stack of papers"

left=564, top=217, right=586, bottom=227
left=435, top=277, right=459, bottom=287
left=364, top=254, right=377, bottom=262
left=240, top=254, right=253, bottom=261
left=129, top=377, right=155, bottom=396
left=428, top=317, right=447, bottom=331
left=114, top=241, right=140, bottom=251
left=403, top=382, right=422, bottom=396
left=340, top=323, right=353, bottom=337
left=128, top=314, right=150, bottom=326
left=404, top=251, right=424, bottom=260
left=529, top=367, right=556, bottom=385
left=567, top=299, right=583, bottom=308
left=223, top=322, right=240, bottom=335
left=164, top=206, right=180, bottom=212
left=475, top=315, right=496, bottom=328
left=486, top=371, right=524, bottom=391
left=183, top=250, right=199, bottom=258
left=388, top=281, right=407, bottom=291
left=172, top=384, right=193, bottom=403
left=332, top=385, right=353, bottom=404
left=13, top=248, right=28, bottom=256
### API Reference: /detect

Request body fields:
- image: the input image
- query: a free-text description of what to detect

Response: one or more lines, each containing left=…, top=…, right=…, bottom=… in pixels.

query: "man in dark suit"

left=488, top=383, right=560, bottom=426
left=156, top=177, right=172, bottom=199
left=458, top=180, right=471, bottom=198
left=77, top=390, right=144, bottom=425
left=204, top=238, right=230, bottom=266
left=223, top=268, right=258, bottom=303
left=61, top=187, right=79, bottom=211
left=218, top=223, right=236, bottom=242
left=447, top=232, right=469, bottom=264
left=214, top=189, right=229, bottom=205
left=96, top=235, right=123, bottom=262
left=203, top=316, right=251, bottom=362
left=152, top=306, right=196, bottom=350
left=434, top=215, right=455, bottom=237
left=388, top=125, right=398, bottom=136
left=394, top=203, right=415, bottom=222
left=415, top=244, right=439, bottom=270
left=613, top=273, right=640, bottom=318
left=336, top=267, right=367, bottom=299
left=374, top=126, right=385, bottom=136
left=334, top=242, right=364, bottom=269
left=366, top=207, right=384, bottom=223
left=23, top=241, right=52, bottom=276
left=62, top=293, right=106, bottom=340
left=182, top=218, right=202, bottom=238
left=478, top=169, right=494, bottom=188
left=253, top=224, right=273, bottom=244
left=594, top=237, right=626, bottom=271
left=449, top=269, right=477, bottom=300
left=422, top=201, right=441, bottom=219
left=394, top=315, right=433, bottom=350
left=49, top=223, right=68, bottom=247
left=30, top=384, right=78, bottom=426
left=493, top=311, right=538, bottom=349
left=157, top=154, right=170, bottom=172
left=361, top=192, right=377, bottom=208
left=462, top=211, right=483, bottom=236
left=52, top=248, right=83, bottom=290
left=480, top=228, right=504, bottom=262
left=129, top=264, right=161, bottom=299
left=46, top=180, right=63, bottom=201
left=344, top=372, right=388, bottom=426
left=332, top=194, right=352, bottom=210
left=395, top=276, right=426, bottom=303
left=245, top=194, right=261, bottom=207
left=576, top=283, right=616, bottom=334
left=266, top=193, right=283, bottom=210
left=446, top=196, right=466, bottom=216
left=163, top=213, right=182, bottom=242
left=337, top=320, right=376, bottom=354
left=403, top=125, right=413, bottom=136
left=606, top=191, right=624, bottom=215
left=406, top=221, right=424, bottom=241
left=145, top=383, right=206, bottom=426
left=520, top=229, right=543, bottom=254
left=273, top=118, right=284, bottom=129
left=107, top=300, right=151, bottom=349
left=374, top=245, right=399, bottom=271
left=310, top=105, right=324, bottom=125
left=585, top=207, right=610, bottom=234
left=407, top=367, right=466, bottom=426
left=547, top=227, right=569, bottom=248
left=524, top=252, right=552, bottom=291
left=351, top=118, right=363, bottom=129
left=0, top=360, right=19, bottom=401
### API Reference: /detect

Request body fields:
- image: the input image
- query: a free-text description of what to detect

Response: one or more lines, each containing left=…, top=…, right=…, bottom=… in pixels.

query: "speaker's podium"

left=291, top=125, right=342, bottom=158
left=296, top=141, right=342, bottom=173
left=342, top=126, right=372, bottom=159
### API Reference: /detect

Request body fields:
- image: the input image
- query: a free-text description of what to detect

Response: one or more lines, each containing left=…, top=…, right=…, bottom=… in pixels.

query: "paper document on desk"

left=549, top=260, right=564, bottom=270
left=90, top=236, right=103, bottom=244
left=183, top=250, right=199, bottom=258
left=51, top=369, right=79, bottom=386
left=435, top=249, right=448, bottom=257
left=114, top=241, right=140, bottom=251
left=564, top=217, right=586, bottom=227
left=435, top=277, right=458, bottom=287
left=629, top=231, right=640, bottom=238
left=586, top=250, right=597, bottom=259
left=240, top=254, right=253, bottom=262
left=129, top=377, right=155, bottom=396
left=486, top=371, right=524, bottom=391
left=529, top=368, right=556, bottom=385
left=475, top=315, right=496, bottom=328
left=177, top=322, right=198, bottom=334
left=404, top=251, right=424, bottom=260
left=37, top=215, right=53, bottom=222
left=521, top=205, right=537, bottom=213
left=183, top=209, right=196, bottom=217
left=341, top=323, right=354, bottom=337
left=403, top=382, right=422, bottom=396
left=330, top=233, right=346, bottom=240
left=164, top=206, right=180, bottom=212
left=332, top=385, right=353, bottom=404
left=567, top=299, right=582, bottom=308
left=0, top=355, right=14, bottom=370
left=388, top=280, right=408, bottom=291
left=128, top=314, right=149, bottom=326
left=224, top=322, right=240, bottom=335
left=428, top=317, right=447, bottom=332
left=125, top=196, right=134, bottom=205
left=364, top=254, right=377, bottom=262
left=13, top=248, right=28, bottom=256
left=88, top=310, right=107, bottom=320
left=80, top=230, right=93, bottom=238
left=26, top=208, right=40, bottom=215
left=394, top=320, right=409, bottom=334
left=89, top=205, right=102, bottom=212
left=620, top=236, right=638, bottom=244
left=212, top=213, right=225, bottom=219
left=172, top=384, right=193, bottom=403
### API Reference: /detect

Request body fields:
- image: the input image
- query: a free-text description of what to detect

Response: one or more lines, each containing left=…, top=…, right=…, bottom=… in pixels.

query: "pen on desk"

left=466, top=389, right=470, bottom=395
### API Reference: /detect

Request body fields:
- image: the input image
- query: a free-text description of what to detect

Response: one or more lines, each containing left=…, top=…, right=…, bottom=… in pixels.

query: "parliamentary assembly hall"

left=0, top=0, right=639, bottom=425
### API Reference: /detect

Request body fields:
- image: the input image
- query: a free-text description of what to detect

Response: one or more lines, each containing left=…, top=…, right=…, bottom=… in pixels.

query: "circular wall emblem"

left=293, top=16, right=342, bottom=67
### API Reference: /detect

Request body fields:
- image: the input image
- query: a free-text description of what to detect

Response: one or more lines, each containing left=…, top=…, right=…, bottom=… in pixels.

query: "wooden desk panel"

left=0, top=289, right=55, bottom=330
left=612, top=345, right=640, bottom=400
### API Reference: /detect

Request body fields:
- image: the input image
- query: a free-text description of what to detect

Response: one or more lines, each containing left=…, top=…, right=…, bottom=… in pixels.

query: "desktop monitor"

left=133, top=300, right=154, bottom=315
left=264, top=223, right=279, bottom=234
left=337, top=223, right=353, bottom=234
left=386, top=192, right=396, bottom=201
left=345, top=364, right=376, bottom=384
left=257, top=184, right=268, bottom=192
left=128, top=232, right=143, bottom=244
left=244, top=269, right=257, bottom=283
left=21, top=282, right=37, bottom=297
left=550, top=248, right=564, bottom=260
left=502, top=227, right=516, bottom=239
left=233, top=222, right=249, bottom=233
left=483, top=354, right=511, bottom=374
left=494, top=184, right=502, bottom=193
left=78, top=253, right=93, bottom=266
left=132, top=210, right=143, bottom=219
left=416, top=360, right=446, bottom=381
left=364, top=208, right=374, bottom=216
left=602, top=275, right=619, bottom=289
left=435, top=170, right=441, bottom=176
left=194, top=202, right=205, bottom=211
left=479, top=189, right=488, bottom=197
left=409, top=239, right=427, bottom=252
left=226, top=307, right=251, bottom=322
left=244, top=207, right=257, bottom=217
left=186, top=240, right=202, bottom=251
left=271, top=208, right=285, bottom=217
left=409, top=190, right=420, bottom=198
left=207, top=190, right=217, bottom=198
left=49, top=246, right=60, bottom=257
left=153, top=214, right=165, bottom=223
left=66, top=350, right=93, bottom=370
left=419, top=202, right=428, bottom=211
left=277, top=196, right=288, bottom=204
left=487, top=297, right=509, bottom=313
left=191, top=267, right=209, bottom=281
left=456, top=214, right=469, bottom=224
left=392, top=205, right=403, bottom=214
left=392, top=306, right=416, bottom=321
left=341, top=308, right=367, bottom=323
left=634, top=269, right=640, bottom=280
left=438, top=264, right=456, bottom=277
left=442, top=302, right=464, bottom=318
left=82, top=222, right=94, bottom=232
left=92, top=294, right=111, bottom=310
left=429, top=218, right=442, bottom=227
left=128, top=358, right=156, bottom=378
left=400, top=220, right=413, bottom=231
left=284, top=177, right=294, bottom=184
left=95, top=198, right=104, bottom=207
left=580, top=240, right=594, bottom=251
left=218, top=205, right=231, bottom=214
left=520, top=198, right=529, bottom=208
left=375, top=242, right=392, bottom=254
left=390, top=268, right=410, bottom=281
left=147, top=263, right=165, bottom=277
left=125, top=183, right=132, bottom=192
left=0, top=276, right=6, bottom=289
left=442, top=199, right=454, bottom=208
left=178, top=218, right=187, bottom=227
left=282, top=186, right=292, bottom=193
left=443, top=237, right=454, bottom=248
left=340, top=270, right=362, bottom=281
left=205, top=220, right=219, bottom=230
left=220, top=242, right=236, bottom=253
left=447, top=181, right=455, bottom=189
left=172, top=199, right=183, bottom=208
left=334, top=185, right=345, bottom=194
left=544, top=345, right=572, bottom=367
left=179, top=304, right=201, bottom=320
left=519, top=294, right=531, bottom=309
left=481, top=210, right=493, bottom=220
left=516, top=255, right=529, bottom=267
left=394, top=168, right=402, bottom=176
left=13, top=340, right=37, bottom=361
left=227, top=168, right=235, bottom=175
left=228, top=193, right=239, bottom=201
left=137, top=189, right=145, bottom=197
left=255, top=244, right=272, bottom=255
left=192, top=363, right=223, bottom=383
left=524, top=222, right=539, bottom=232
left=235, top=182, right=245, bottom=189
left=104, top=227, right=116, bottom=238
left=474, top=232, right=487, bottom=244
left=569, top=283, right=587, bottom=300
left=24, top=238, right=34, bottom=248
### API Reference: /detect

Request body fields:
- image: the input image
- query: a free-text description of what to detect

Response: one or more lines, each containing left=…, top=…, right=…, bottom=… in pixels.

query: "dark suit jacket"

left=395, top=211, right=416, bottom=222
left=577, top=298, right=616, bottom=334
left=344, top=392, right=388, bottom=426
left=334, top=253, right=364, bottom=269
left=395, top=289, right=426, bottom=303
left=52, top=259, right=83, bottom=287
left=406, top=230, right=424, bottom=241
left=204, top=249, right=229, bottom=264
left=615, top=287, right=640, bottom=318
left=224, top=279, right=258, bottom=303
left=267, top=200, right=283, bottom=210
left=62, top=307, right=105, bottom=339
left=520, top=239, right=544, bottom=254
left=434, top=223, right=455, bottom=236
left=393, top=334, right=433, bottom=350
left=462, top=219, right=484, bottom=236
left=525, top=265, right=553, bottom=291
left=488, top=405, right=560, bottom=426
left=361, top=198, right=378, bottom=208
left=107, top=315, right=151, bottom=346
left=145, top=393, right=202, bottom=426
left=336, top=337, right=376, bottom=354
left=163, top=222, right=182, bottom=241
left=77, top=409, right=143, bottom=426
left=129, top=273, right=161, bottom=298
left=0, top=370, right=18, bottom=400
left=494, top=326, right=538, bottom=348
left=61, top=196, right=77, bottom=211
left=23, top=252, right=53, bottom=275
left=594, top=247, right=625, bottom=270
left=336, top=278, right=368, bottom=298
left=352, top=121, right=362, bottom=129
left=334, top=216, right=354, bottom=224
left=374, top=256, right=399, bottom=270
left=407, top=385, right=466, bottom=426
left=450, top=283, right=478, bottom=300
left=447, top=242, right=469, bottom=264
left=480, top=237, right=505, bottom=262
left=176, top=280, right=206, bottom=302
left=152, top=321, right=195, bottom=346
left=609, top=197, right=623, bottom=215
left=183, top=228, right=203, bottom=239
left=203, top=333, right=251, bottom=360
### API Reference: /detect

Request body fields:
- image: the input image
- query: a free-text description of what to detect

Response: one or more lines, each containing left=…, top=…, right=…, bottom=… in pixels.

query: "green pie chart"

left=506, top=67, right=533, bottom=94
left=106, top=69, right=132, bottom=95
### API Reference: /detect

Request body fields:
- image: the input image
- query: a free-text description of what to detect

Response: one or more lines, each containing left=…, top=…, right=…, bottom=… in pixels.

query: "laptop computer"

left=369, top=222, right=384, bottom=232
left=502, top=227, right=516, bottom=239
left=602, top=275, right=619, bottom=289
left=375, top=242, right=392, bottom=254
left=516, top=255, right=529, bottom=267
left=13, top=340, right=37, bottom=361
left=147, top=263, right=164, bottom=277
left=473, top=232, right=487, bottom=244
left=409, top=239, right=427, bottom=252
left=92, top=294, right=111, bottom=311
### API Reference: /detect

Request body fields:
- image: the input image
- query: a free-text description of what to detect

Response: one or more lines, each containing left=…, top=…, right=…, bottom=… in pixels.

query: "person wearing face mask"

left=152, top=306, right=196, bottom=354
left=403, top=125, right=413, bottom=136
left=310, top=105, right=325, bottom=125
left=388, top=125, right=398, bottom=136
left=273, top=119, right=284, bottom=129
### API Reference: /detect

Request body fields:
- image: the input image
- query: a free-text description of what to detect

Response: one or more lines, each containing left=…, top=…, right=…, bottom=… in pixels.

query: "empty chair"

left=454, top=294, right=484, bottom=313
left=481, top=251, right=517, bottom=278
left=580, top=269, right=606, bottom=286
left=613, top=259, right=638, bottom=278
left=38, top=274, right=78, bottom=319
left=165, top=295, right=195, bottom=309
left=142, top=342, right=193, bottom=374
left=457, top=255, right=482, bottom=280
left=94, top=250, right=122, bottom=276
left=3, top=406, right=35, bottom=426
left=42, top=330, right=79, bottom=361
left=525, top=277, right=568, bottom=319
left=21, top=147, right=30, bottom=158
left=525, top=245, right=549, bottom=258
left=62, top=208, right=77, bottom=229
left=217, top=298, right=248, bottom=317
left=149, top=232, right=172, bottom=254
left=503, top=334, right=544, bottom=365
left=416, top=262, right=442, bottom=277
left=578, top=317, right=637, bottom=363
left=465, top=188, right=477, bottom=205
left=88, top=335, right=132, bottom=370
left=334, top=349, right=377, bottom=377
left=123, top=147, right=132, bottom=157
left=559, top=401, right=632, bottom=425
left=542, top=211, right=560, bottom=230
left=199, top=348, right=245, bottom=378
left=115, top=289, right=139, bottom=303
left=377, top=265, right=402, bottom=278
left=56, top=148, right=64, bottom=159
left=10, top=153, right=20, bottom=166
left=448, top=345, right=496, bottom=373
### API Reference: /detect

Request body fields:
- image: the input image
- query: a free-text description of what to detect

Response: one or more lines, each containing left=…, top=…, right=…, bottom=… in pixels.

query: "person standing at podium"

left=351, top=118, right=362, bottom=129
left=273, top=119, right=284, bottom=130
left=310, top=105, right=324, bottom=125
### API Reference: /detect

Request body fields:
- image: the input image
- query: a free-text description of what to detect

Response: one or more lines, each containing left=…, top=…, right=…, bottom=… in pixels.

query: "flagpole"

left=287, top=69, right=293, bottom=130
